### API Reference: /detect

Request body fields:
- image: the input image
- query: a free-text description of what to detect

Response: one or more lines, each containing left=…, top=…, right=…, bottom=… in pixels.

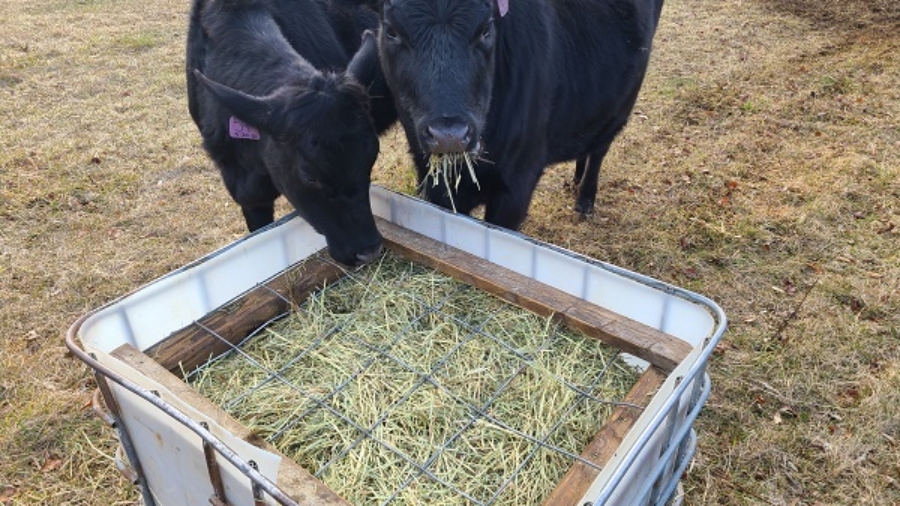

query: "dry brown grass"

left=1, top=0, right=898, bottom=504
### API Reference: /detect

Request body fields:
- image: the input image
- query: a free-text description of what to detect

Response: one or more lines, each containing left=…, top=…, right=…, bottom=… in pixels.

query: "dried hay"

left=425, top=153, right=481, bottom=213
left=189, top=252, right=641, bottom=505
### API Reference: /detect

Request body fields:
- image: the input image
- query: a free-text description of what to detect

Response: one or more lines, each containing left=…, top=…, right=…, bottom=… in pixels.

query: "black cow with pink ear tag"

left=186, top=0, right=396, bottom=266
left=377, top=0, right=663, bottom=229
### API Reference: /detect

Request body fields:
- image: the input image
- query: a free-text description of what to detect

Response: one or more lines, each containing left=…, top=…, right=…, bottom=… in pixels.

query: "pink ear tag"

left=498, top=0, right=509, bottom=17
left=229, top=116, right=260, bottom=140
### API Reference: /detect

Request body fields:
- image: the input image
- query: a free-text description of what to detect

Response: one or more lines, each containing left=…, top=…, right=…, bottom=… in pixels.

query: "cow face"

left=378, top=0, right=497, bottom=157
left=193, top=37, right=383, bottom=266
left=265, top=78, right=382, bottom=266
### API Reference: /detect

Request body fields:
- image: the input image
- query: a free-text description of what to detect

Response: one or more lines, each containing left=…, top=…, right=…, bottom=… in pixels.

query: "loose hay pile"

left=188, top=252, right=643, bottom=505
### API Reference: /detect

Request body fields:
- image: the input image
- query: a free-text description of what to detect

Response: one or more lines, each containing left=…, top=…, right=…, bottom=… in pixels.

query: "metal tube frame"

left=66, top=315, right=301, bottom=506
left=66, top=235, right=727, bottom=506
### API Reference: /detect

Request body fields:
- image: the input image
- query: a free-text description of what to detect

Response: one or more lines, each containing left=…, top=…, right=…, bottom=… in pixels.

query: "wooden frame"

left=130, top=219, right=682, bottom=505
left=147, top=219, right=690, bottom=374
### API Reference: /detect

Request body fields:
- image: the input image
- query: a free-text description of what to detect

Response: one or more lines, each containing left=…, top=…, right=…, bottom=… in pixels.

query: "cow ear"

left=192, top=69, right=273, bottom=132
left=497, top=0, right=509, bottom=17
left=346, top=30, right=379, bottom=87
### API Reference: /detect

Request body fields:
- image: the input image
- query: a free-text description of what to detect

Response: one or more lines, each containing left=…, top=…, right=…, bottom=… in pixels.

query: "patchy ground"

left=1, top=0, right=898, bottom=504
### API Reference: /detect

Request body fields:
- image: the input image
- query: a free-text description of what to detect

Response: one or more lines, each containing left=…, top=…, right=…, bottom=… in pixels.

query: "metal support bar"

left=249, top=460, right=267, bottom=506
left=66, top=318, right=298, bottom=506
left=91, top=388, right=117, bottom=428
left=648, top=376, right=683, bottom=504
left=209, top=495, right=229, bottom=506
left=93, top=370, right=158, bottom=506
left=114, top=445, right=139, bottom=485
left=629, top=374, right=712, bottom=505
left=589, top=288, right=727, bottom=506
left=201, top=422, right=229, bottom=504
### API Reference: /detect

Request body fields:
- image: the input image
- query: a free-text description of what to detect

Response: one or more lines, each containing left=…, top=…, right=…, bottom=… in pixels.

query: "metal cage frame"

left=67, top=186, right=727, bottom=506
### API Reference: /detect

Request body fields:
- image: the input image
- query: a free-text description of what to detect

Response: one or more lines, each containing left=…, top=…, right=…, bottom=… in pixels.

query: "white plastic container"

left=68, top=186, right=726, bottom=506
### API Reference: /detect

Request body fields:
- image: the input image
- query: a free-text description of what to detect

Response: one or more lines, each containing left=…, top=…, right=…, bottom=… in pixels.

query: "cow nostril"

left=460, top=126, right=472, bottom=146
left=425, top=121, right=471, bottom=154
left=355, top=243, right=383, bottom=265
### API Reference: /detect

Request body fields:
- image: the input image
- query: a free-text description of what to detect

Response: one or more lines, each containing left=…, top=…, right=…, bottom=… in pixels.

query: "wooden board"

left=542, top=366, right=668, bottom=506
left=146, top=255, right=347, bottom=375
left=377, top=219, right=692, bottom=372
left=112, top=344, right=351, bottom=506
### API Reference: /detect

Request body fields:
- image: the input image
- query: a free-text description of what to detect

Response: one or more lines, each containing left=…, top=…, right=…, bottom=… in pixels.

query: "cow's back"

left=488, top=0, right=660, bottom=164
left=191, top=0, right=341, bottom=156
left=481, top=0, right=557, bottom=167
left=185, top=0, right=206, bottom=127
left=551, top=0, right=659, bottom=161
left=187, top=0, right=391, bottom=141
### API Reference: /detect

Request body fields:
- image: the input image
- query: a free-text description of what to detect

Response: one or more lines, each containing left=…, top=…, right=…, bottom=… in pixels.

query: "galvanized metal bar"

left=648, top=377, right=683, bottom=505
left=93, top=370, right=157, bottom=506
left=667, top=365, right=710, bottom=499
left=200, top=422, right=229, bottom=504
left=66, top=317, right=300, bottom=506
left=249, top=461, right=267, bottom=506
left=91, top=388, right=117, bottom=428
left=589, top=294, right=726, bottom=505
left=114, top=445, right=140, bottom=485
left=655, top=430, right=698, bottom=506
left=622, top=374, right=712, bottom=506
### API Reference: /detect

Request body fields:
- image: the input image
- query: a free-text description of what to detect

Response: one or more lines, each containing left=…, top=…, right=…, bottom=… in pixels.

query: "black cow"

left=377, top=0, right=662, bottom=229
left=186, top=0, right=396, bottom=265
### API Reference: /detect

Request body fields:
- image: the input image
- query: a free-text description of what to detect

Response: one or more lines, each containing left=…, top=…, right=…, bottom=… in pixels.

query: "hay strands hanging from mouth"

left=425, top=152, right=481, bottom=213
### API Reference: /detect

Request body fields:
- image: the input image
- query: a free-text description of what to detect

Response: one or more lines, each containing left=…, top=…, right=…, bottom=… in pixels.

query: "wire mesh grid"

left=183, top=251, right=649, bottom=505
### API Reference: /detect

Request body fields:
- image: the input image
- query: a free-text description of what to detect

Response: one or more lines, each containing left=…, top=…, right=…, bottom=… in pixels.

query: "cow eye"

left=477, top=21, right=494, bottom=44
left=383, top=23, right=399, bottom=42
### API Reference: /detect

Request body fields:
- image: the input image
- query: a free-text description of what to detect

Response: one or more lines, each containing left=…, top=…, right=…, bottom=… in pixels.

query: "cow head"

left=193, top=34, right=383, bottom=266
left=378, top=0, right=499, bottom=158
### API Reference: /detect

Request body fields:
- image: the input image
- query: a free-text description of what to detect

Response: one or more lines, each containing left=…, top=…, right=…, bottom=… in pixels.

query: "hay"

left=425, top=153, right=480, bottom=213
left=189, top=252, right=642, bottom=505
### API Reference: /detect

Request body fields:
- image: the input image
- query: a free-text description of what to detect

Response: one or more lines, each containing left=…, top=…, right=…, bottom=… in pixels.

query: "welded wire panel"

left=185, top=251, right=646, bottom=505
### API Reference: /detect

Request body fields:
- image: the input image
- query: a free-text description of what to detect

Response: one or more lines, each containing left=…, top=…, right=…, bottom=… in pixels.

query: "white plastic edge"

left=76, top=185, right=724, bottom=505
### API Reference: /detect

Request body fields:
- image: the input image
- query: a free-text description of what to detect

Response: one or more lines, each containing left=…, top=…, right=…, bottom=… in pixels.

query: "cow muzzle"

left=355, top=242, right=384, bottom=265
left=421, top=117, right=476, bottom=155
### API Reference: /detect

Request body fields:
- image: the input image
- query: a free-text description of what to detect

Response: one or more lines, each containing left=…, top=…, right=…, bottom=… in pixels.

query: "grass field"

left=1, top=0, right=898, bottom=504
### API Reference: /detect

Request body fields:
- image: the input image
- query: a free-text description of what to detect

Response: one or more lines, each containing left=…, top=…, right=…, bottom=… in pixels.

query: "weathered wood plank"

left=145, top=253, right=347, bottom=375
left=112, top=344, right=351, bottom=506
left=377, top=219, right=692, bottom=371
left=542, top=366, right=668, bottom=506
